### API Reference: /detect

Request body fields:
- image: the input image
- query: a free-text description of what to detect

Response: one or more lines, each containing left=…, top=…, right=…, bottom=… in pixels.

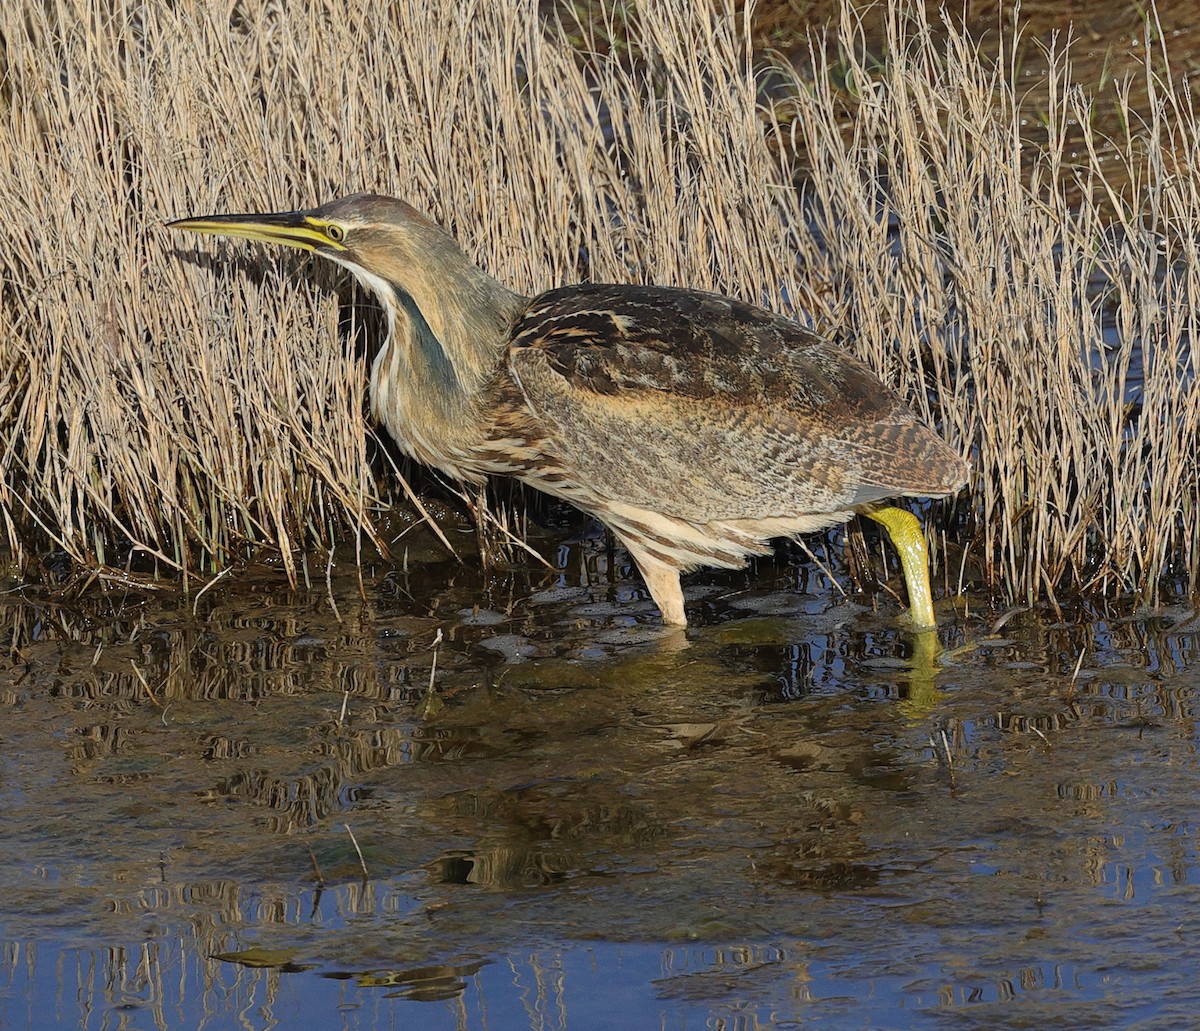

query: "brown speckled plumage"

left=170, top=194, right=969, bottom=627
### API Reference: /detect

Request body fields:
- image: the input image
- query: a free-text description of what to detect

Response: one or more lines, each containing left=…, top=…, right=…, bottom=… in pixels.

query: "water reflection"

left=2, top=533, right=1200, bottom=1027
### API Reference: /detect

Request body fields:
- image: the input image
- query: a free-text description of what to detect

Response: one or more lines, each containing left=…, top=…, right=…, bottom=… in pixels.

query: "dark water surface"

left=2, top=527, right=1199, bottom=1030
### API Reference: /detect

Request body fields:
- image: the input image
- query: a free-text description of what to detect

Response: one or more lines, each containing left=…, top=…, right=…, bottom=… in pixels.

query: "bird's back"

left=501, top=283, right=966, bottom=524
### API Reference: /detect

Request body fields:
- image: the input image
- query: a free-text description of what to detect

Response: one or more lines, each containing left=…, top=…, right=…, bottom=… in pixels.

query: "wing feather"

left=507, top=284, right=962, bottom=523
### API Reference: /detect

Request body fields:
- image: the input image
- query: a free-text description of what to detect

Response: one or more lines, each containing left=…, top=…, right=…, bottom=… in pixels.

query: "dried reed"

left=1, top=0, right=1197, bottom=603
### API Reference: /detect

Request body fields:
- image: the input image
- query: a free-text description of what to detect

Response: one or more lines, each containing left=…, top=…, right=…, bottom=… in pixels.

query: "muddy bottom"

left=2, top=526, right=1198, bottom=1029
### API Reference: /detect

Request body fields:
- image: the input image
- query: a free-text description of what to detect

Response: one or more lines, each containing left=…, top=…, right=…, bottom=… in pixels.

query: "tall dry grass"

left=0, top=0, right=1197, bottom=604
left=781, top=6, right=1200, bottom=602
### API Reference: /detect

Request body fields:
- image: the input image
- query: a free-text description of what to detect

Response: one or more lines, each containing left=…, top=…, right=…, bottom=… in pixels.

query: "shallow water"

left=2, top=525, right=1199, bottom=1030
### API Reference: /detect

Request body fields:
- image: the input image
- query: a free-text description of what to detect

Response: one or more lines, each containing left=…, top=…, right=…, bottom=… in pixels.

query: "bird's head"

left=169, top=193, right=526, bottom=439
left=168, top=193, right=462, bottom=293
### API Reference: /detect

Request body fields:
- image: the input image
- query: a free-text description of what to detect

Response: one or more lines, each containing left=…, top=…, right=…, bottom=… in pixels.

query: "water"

left=2, top=526, right=1199, bottom=1029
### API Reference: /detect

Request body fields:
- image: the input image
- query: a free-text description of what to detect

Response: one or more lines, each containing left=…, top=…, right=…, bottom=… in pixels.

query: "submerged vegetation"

left=0, top=0, right=1197, bottom=604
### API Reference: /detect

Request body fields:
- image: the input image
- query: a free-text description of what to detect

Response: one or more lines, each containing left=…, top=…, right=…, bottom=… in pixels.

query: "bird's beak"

left=167, top=209, right=338, bottom=253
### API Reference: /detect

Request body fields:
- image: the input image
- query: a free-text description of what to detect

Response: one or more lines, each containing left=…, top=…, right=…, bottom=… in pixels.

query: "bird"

left=169, top=193, right=968, bottom=628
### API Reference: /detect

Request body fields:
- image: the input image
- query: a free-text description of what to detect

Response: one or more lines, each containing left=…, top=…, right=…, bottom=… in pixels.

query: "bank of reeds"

left=1, top=0, right=1197, bottom=603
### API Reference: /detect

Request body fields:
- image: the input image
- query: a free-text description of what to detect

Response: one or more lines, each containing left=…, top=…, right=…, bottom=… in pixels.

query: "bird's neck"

left=364, top=265, right=526, bottom=474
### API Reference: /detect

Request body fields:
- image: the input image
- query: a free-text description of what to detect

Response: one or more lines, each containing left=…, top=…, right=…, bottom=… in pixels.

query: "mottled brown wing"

left=507, top=283, right=962, bottom=522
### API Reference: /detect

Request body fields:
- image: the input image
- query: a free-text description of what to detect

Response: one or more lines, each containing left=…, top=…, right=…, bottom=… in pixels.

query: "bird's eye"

left=326, top=223, right=345, bottom=242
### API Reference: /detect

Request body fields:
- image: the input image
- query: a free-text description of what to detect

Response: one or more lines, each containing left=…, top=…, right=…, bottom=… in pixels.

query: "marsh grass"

left=783, top=5, right=1200, bottom=602
left=1, top=0, right=1198, bottom=604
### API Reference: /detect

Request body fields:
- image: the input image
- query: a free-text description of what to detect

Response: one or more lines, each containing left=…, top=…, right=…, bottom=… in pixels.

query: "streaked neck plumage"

left=345, top=252, right=527, bottom=475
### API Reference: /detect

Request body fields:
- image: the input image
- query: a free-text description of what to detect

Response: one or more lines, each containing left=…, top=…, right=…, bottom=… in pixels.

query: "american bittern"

left=170, top=194, right=967, bottom=627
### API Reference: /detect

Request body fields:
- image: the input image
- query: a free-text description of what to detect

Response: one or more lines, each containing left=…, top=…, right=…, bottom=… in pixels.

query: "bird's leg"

left=864, top=505, right=937, bottom=630
left=630, top=553, right=687, bottom=626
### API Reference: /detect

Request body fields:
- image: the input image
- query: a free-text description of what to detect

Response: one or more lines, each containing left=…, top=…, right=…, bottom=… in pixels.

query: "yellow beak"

left=167, top=210, right=344, bottom=253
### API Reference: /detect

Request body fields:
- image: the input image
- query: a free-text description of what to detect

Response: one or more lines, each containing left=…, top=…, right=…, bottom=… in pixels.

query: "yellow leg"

left=864, top=505, right=938, bottom=630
